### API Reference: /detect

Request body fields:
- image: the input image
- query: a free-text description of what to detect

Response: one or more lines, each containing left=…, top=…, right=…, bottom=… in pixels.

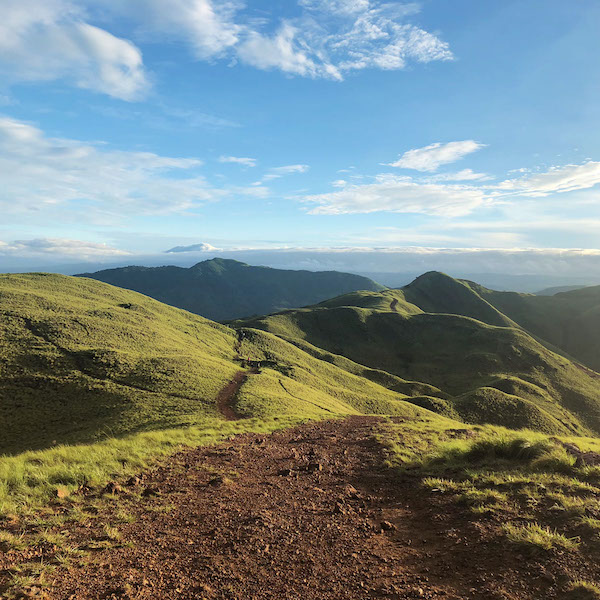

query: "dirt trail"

left=10, top=417, right=562, bottom=600
left=215, top=371, right=247, bottom=420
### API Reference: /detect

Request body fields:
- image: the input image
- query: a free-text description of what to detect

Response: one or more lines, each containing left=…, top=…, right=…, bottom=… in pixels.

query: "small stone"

left=307, top=462, right=323, bottom=472
left=104, top=482, right=123, bottom=495
left=141, top=486, right=160, bottom=497
left=278, top=468, right=293, bottom=477
left=381, top=520, right=396, bottom=531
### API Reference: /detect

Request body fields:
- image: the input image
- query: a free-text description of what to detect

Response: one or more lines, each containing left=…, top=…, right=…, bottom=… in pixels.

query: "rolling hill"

left=0, top=273, right=427, bottom=455
left=235, top=273, right=600, bottom=436
left=77, top=258, right=385, bottom=321
left=390, top=272, right=600, bottom=374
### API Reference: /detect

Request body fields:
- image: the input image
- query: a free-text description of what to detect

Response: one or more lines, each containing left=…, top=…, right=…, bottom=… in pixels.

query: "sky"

left=1, top=0, right=600, bottom=278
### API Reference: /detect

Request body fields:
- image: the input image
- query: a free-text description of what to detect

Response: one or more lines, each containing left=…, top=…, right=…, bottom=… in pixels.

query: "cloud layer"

left=0, top=238, right=129, bottom=257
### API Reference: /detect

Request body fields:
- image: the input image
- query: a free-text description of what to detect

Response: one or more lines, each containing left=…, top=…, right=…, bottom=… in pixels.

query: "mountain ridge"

left=77, top=258, right=385, bottom=321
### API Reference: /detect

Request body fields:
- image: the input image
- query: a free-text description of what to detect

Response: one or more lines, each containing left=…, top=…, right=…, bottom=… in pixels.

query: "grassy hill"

left=235, top=281, right=600, bottom=436
left=0, top=273, right=428, bottom=456
left=393, top=273, right=600, bottom=374
left=78, top=258, right=385, bottom=321
left=472, top=283, right=600, bottom=372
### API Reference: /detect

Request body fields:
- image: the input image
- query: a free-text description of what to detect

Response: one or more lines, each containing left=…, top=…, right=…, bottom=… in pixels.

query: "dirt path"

left=4, top=417, right=566, bottom=600
left=215, top=371, right=247, bottom=420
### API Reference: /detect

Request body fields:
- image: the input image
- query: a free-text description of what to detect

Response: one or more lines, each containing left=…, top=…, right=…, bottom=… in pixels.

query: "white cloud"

left=97, top=0, right=450, bottom=81
left=0, top=116, right=258, bottom=220
left=219, top=155, right=257, bottom=167
left=237, top=2, right=451, bottom=79
left=497, top=162, right=600, bottom=197
left=165, top=242, right=221, bottom=253
left=0, top=0, right=148, bottom=100
left=238, top=23, right=336, bottom=79
left=98, top=0, right=242, bottom=60
left=263, top=164, right=311, bottom=181
left=427, top=169, right=492, bottom=182
left=389, top=141, right=486, bottom=172
left=0, top=0, right=453, bottom=94
left=304, top=174, right=488, bottom=216
left=0, top=238, right=130, bottom=257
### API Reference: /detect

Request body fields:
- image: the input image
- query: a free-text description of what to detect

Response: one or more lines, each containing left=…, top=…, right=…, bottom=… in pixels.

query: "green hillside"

left=236, top=282, right=600, bottom=436
left=472, top=283, right=600, bottom=372
left=78, top=258, right=385, bottom=321
left=393, top=273, right=600, bottom=374
left=0, top=273, right=427, bottom=455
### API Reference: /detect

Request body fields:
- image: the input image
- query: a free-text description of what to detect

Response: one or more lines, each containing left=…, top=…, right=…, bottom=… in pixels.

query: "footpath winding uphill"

left=3, top=418, right=563, bottom=599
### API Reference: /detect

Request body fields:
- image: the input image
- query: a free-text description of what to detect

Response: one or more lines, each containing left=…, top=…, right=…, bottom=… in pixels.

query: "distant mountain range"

left=78, top=258, right=385, bottom=321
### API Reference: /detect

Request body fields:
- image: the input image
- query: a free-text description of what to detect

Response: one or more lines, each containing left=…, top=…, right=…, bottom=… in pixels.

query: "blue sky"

left=1, top=0, right=600, bottom=272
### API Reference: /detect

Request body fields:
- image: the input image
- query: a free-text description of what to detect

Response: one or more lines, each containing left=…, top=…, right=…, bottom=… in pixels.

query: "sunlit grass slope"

left=237, top=283, right=600, bottom=436
left=0, top=273, right=430, bottom=455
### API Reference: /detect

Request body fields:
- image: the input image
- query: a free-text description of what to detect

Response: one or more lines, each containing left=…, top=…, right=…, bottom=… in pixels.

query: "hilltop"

left=77, top=258, right=385, bottom=321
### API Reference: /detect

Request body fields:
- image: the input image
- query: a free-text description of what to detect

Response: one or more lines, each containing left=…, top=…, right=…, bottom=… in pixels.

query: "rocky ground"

left=0, top=417, right=586, bottom=599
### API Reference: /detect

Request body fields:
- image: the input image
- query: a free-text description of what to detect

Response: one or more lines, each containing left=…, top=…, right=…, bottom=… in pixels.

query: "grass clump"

left=503, top=522, right=579, bottom=552
left=0, top=530, right=26, bottom=551
left=566, top=581, right=600, bottom=599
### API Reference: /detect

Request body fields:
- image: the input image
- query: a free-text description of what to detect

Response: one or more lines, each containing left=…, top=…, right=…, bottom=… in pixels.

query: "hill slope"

left=395, top=273, right=600, bottom=373
left=0, top=273, right=428, bottom=454
left=235, top=282, right=600, bottom=436
left=78, top=258, right=385, bottom=321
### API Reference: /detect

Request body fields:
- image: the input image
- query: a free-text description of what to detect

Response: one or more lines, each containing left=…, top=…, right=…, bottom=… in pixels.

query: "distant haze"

left=2, top=247, right=600, bottom=293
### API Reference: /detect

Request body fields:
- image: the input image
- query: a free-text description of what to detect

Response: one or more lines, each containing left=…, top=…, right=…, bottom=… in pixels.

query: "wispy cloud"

left=263, top=164, right=310, bottom=181
left=95, top=0, right=452, bottom=81
left=0, top=116, right=264, bottom=222
left=0, top=238, right=130, bottom=257
left=388, top=141, right=486, bottom=172
left=497, top=162, right=600, bottom=197
left=426, top=169, right=492, bottom=182
left=304, top=174, right=488, bottom=217
left=219, top=155, right=257, bottom=167
left=302, top=155, right=600, bottom=217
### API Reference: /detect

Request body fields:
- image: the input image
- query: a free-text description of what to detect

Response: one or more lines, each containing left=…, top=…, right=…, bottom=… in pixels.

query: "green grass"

left=503, top=523, right=579, bottom=552
left=382, top=419, right=600, bottom=561
left=566, top=580, right=600, bottom=599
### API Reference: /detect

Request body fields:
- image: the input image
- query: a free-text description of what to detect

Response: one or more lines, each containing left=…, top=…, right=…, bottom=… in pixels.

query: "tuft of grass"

left=503, top=523, right=579, bottom=552
left=102, top=524, right=121, bottom=541
left=566, top=581, right=600, bottom=599
left=0, top=530, right=26, bottom=551
left=464, top=436, right=553, bottom=463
